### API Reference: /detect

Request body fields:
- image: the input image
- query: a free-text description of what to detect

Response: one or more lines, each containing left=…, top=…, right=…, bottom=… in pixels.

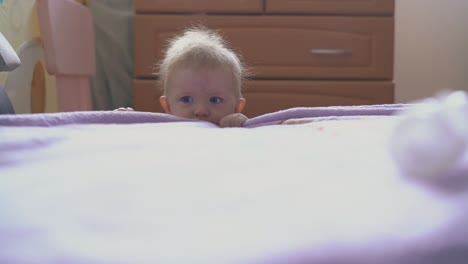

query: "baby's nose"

left=193, top=104, right=210, bottom=118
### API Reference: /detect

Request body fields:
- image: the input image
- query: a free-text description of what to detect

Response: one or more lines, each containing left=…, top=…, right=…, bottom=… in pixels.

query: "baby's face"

left=161, top=67, right=242, bottom=125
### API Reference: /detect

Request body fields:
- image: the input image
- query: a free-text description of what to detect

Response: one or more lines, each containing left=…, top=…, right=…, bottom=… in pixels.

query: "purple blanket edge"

left=0, top=104, right=413, bottom=128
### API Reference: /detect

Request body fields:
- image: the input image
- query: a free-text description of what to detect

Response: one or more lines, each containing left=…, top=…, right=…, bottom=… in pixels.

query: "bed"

left=1, top=92, right=468, bottom=264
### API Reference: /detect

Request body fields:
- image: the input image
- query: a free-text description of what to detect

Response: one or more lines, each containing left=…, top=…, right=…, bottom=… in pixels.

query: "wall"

left=395, top=0, right=468, bottom=103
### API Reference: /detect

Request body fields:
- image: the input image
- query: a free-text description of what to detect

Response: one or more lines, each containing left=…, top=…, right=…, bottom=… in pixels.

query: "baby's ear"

left=235, top=98, right=246, bottom=113
left=159, top=96, right=170, bottom=113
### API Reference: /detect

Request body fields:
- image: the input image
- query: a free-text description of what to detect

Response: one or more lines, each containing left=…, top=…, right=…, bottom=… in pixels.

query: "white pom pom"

left=391, top=91, right=468, bottom=180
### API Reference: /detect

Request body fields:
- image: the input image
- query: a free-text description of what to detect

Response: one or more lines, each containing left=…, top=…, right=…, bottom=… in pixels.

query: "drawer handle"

left=310, top=49, right=352, bottom=55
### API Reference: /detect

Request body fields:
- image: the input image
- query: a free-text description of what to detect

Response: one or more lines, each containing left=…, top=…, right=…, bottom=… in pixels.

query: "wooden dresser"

left=133, top=0, right=394, bottom=117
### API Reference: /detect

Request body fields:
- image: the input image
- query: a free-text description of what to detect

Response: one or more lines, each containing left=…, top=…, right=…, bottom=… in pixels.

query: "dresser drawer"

left=133, top=79, right=393, bottom=117
left=242, top=80, right=394, bottom=117
left=133, top=79, right=164, bottom=113
left=266, top=0, right=394, bottom=15
left=134, top=15, right=394, bottom=80
left=134, top=0, right=263, bottom=14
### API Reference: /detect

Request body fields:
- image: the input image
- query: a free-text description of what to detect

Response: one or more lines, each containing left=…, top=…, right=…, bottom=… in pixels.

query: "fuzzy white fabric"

left=1, top=118, right=467, bottom=264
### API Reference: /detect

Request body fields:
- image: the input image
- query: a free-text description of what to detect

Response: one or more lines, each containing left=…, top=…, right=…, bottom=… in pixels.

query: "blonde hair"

left=157, top=27, right=246, bottom=96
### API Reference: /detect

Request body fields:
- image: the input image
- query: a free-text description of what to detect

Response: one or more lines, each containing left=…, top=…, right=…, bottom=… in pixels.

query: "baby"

left=119, top=27, right=248, bottom=127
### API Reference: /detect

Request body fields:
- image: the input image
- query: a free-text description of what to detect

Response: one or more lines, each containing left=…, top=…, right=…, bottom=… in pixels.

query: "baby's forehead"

left=170, top=66, right=234, bottom=85
left=165, top=64, right=241, bottom=96
left=169, top=82, right=235, bottom=96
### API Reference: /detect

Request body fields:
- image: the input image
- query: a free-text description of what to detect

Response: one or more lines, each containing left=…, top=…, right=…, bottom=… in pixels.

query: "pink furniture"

left=37, top=0, right=95, bottom=112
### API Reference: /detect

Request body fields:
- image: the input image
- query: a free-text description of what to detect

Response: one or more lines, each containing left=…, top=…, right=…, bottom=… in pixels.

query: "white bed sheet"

left=0, top=117, right=467, bottom=264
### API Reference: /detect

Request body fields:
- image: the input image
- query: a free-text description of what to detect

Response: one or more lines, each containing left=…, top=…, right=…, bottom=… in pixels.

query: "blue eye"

left=181, top=96, right=193, bottom=103
left=210, top=97, right=222, bottom=104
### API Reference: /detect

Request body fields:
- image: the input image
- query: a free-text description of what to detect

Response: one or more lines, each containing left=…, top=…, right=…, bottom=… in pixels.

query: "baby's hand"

left=113, top=107, right=134, bottom=112
left=219, top=113, right=248, bottom=128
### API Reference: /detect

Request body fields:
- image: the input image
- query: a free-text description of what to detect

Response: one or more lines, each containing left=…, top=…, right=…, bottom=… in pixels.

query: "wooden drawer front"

left=134, top=15, right=393, bottom=80
left=133, top=79, right=164, bottom=113
left=266, top=0, right=394, bottom=15
left=242, top=80, right=393, bottom=117
left=134, top=0, right=263, bottom=14
left=133, top=79, right=394, bottom=117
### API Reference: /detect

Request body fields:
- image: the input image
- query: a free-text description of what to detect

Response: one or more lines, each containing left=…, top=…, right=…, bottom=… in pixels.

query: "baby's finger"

left=234, top=115, right=247, bottom=127
left=219, top=114, right=247, bottom=128
left=219, top=117, right=231, bottom=128
left=113, top=107, right=134, bottom=112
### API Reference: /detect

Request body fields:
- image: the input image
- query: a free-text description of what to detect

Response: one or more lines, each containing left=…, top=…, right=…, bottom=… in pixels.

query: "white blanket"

left=1, top=117, right=467, bottom=264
